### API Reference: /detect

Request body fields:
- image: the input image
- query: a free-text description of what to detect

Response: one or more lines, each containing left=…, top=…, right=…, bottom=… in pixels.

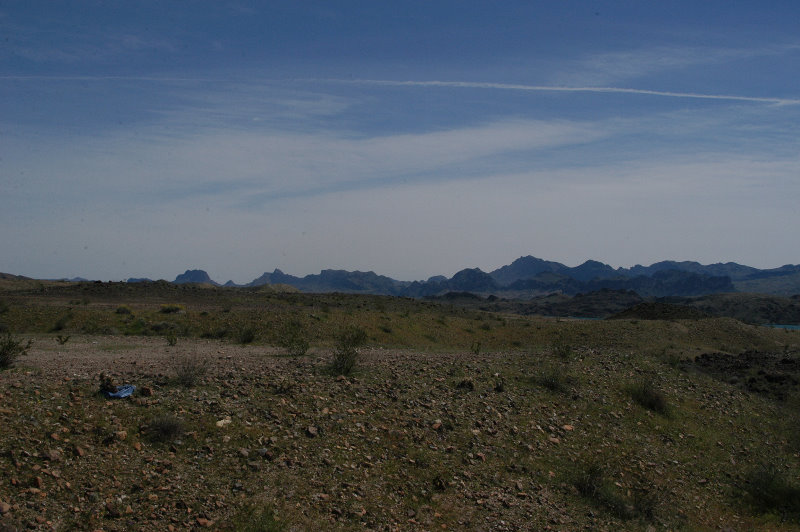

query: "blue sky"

left=2, top=1, right=799, bottom=283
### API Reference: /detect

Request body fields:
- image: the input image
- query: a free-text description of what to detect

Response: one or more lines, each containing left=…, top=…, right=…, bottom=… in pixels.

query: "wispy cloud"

left=317, top=78, right=800, bottom=106
left=554, top=44, right=800, bottom=86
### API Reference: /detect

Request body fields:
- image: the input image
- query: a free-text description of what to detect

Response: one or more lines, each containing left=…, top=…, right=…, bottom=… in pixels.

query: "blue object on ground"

left=106, top=384, right=136, bottom=398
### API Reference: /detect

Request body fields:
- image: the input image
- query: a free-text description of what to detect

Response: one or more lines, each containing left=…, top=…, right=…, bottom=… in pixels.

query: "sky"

left=2, top=1, right=799, bottom=283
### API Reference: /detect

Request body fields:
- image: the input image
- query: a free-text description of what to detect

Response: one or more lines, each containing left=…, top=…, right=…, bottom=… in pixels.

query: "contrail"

left=4, top=75, right=798, bottom=106
left=319, top=78, right=800, bottom=106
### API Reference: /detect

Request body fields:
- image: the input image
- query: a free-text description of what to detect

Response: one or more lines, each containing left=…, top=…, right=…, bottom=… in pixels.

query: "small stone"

left=115, top=430, right=127, bottom=441
left=548, top=436, right=560, bottom=444
left=238, top=448, right=250, bottom=458
left=562, top=425, right=574, bottom=431
left=74, top=446, right=85, bottom=457
left=0, top=501, right=11, bottom=514
left=196, top=517, right=214, bottom=528
left=139, top=386, right=154, bottom=397
left=44, top=449, right=62, bottom=462
left=50, top=433, right=60, bottom=441
left=133, top=442, right=142, bottom=451
left=216, top=417, right=232, bottom=428
left=306, top=426, right=318, bottom=438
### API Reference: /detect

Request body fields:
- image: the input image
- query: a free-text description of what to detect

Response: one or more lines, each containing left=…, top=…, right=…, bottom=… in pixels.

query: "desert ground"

left=2, top=282, right=800, bottom=530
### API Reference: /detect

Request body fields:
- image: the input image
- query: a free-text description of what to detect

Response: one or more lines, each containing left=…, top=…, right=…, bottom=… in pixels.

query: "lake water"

left=764, top=324, right=800, bottom=330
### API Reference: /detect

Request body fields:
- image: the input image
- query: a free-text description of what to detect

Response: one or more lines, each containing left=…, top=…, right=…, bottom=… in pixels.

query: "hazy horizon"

left=3, top=2, right=799, bottom=283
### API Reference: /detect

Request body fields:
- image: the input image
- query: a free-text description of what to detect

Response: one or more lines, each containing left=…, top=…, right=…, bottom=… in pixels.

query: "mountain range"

left=159, top=256, right=800, bottom=298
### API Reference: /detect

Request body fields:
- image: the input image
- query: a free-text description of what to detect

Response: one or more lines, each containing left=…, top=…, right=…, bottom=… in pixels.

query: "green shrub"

left=533, top=363, right=571, bottom=393
left=743, top=463, right=800, bottom=518
left=173, top=355, right=207, bottom=387
left=115, top=305, right=132, bottom=315
left=165, top=332, right=178, bottom=346
left=627, top=379, right=670, bottom=416
left=237, top=326, right=257, bottom=345
left=50, top=313, right=72, bottom=332
left=0, top=333, right=32, bottom=369
left=551, top=338, right=573, bottom=361
left=232, top=504, right=287, bottom=532
left=159, top=304, right=184, bottom=314
left=571, top=461, right=653, bottom=520
left=146, top=414, right=184, bottom=443
left=277, top=320, right=310, bottom=356
left=330, top=326, right=367, bottom=376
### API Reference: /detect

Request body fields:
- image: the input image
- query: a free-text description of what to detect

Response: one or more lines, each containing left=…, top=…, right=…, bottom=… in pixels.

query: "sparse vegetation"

left=0, top=280, right=799, bottom=529
left=146, top=414, right=185, bottom=443
left=276, top=319, right=310, bottom=356
left=230, top=503, right=287, bottom=532
left=50, top=313, right=72, bottom=332
left=165, top=331, right=178, bottom=346
left=330, top=325, right=366, bottom=375
left=173, top=354, right=207, bottom=387
left=237, top=325, right=256, bottom=345
left=0, top=332, right=31, bottom=369
left=626, top=378, right=670, bottom=416
left=742, top=463, right=800, bottom=518
left=56, top=334, right=71, bottom=345
left=159, top=304, right=184, bottom=314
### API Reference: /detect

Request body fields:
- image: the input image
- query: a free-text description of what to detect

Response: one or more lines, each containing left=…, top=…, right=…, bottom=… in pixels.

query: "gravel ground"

left=0, top=335, right=794, bottom=531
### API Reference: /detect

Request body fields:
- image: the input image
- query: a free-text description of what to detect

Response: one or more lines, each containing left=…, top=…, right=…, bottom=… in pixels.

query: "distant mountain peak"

left=173, top=269, right=217, bottom=285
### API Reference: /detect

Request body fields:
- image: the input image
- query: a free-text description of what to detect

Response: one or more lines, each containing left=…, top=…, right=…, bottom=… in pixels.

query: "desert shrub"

left=533, top=363, right=571, bottom=393
left=627, top=379, right=670, bottom=416
left=0, top=333, right=32, bottom=369
left=201, top=327, right=229, bottom=340
left=56, top=335, right=71, bottom=345
left=743, top=463, right=800, bottom=518
left=115, top=305, right=132, bottom=315
left=159, top=304, right=184, bottom=314
left=330, top=326, right=367, bottom=376
left=237, top=326, right=257, bottom=345
left=0, top=300, right=9, bottom=314
left=173, top=355, right=207, bottom=387
left=50, top=313, right=72, bottom=332
left=571, top=461, right=655, bottom=520
left=146, top=414, right=184, bottom=443
left=165, top=332, right=178, bottom=346
left=277, top=320, right=310, bottom=356
left=150, top=321, right=175, bottom=334
left=551, top=338, right=573, bottom=361
left=231, top=504, right=286, bottom=532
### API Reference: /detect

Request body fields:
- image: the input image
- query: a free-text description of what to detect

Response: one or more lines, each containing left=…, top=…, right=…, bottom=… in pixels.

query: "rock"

left=43, top=449, right=62, bottom=462
left=139, top=386, right=154, bottom=397
left=238, top=448, right=250, bottom=458
left=306, top=426, right=319, bottom=438
left=0, top=501, right=11, bottom=514
left=115, top=430, right=127, bottom=441
left=562, top=425, right=574, bottom=431
left=216, top=416, right=232, bottom=428
left=196, top=517, right=214, bottom=528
